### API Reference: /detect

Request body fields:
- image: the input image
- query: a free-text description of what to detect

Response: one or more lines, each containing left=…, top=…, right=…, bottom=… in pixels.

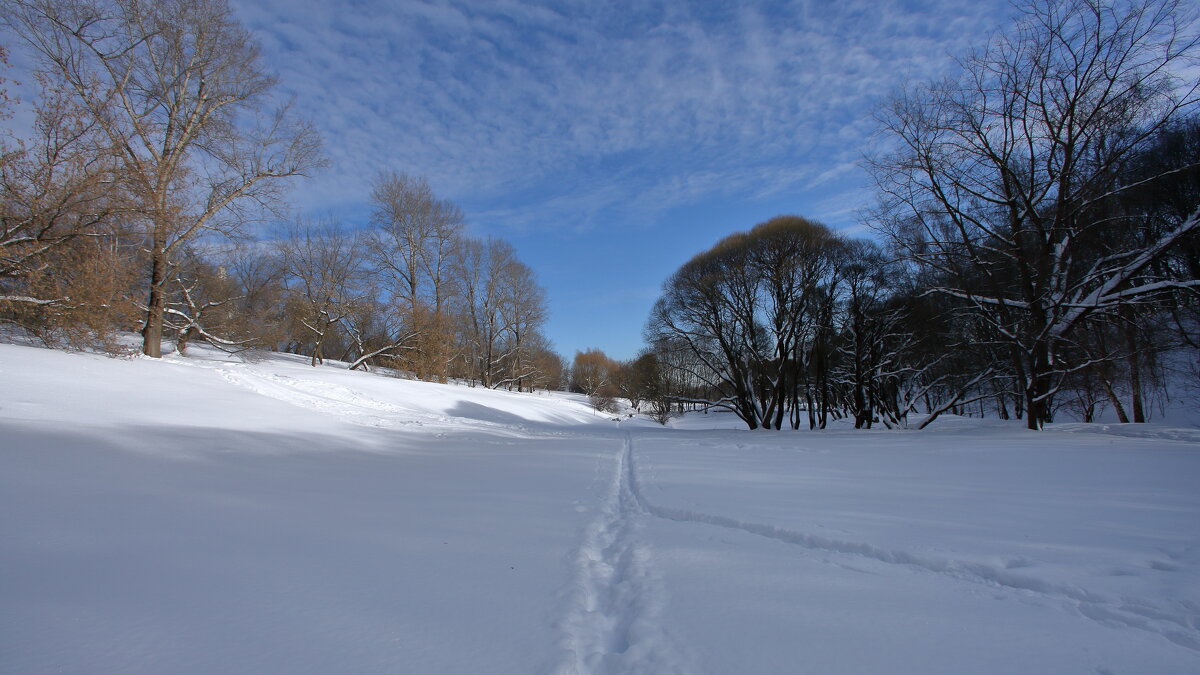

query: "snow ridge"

left=554, top=435, right=688, bottom=675
left=623, top=435, right=1200, bottom=653
left=198, top=359, right=599, bottom=435
left=215, top=365, right=431, bottom=429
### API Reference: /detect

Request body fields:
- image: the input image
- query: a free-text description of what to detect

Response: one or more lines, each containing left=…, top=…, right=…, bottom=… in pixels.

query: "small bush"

left=648, top=398, right=677, bottom=425
left=589, top=392, right=620, bottom=414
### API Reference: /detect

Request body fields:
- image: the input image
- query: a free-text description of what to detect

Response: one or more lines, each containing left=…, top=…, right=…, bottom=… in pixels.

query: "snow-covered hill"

left=2, top=342, right=1198, bottom=674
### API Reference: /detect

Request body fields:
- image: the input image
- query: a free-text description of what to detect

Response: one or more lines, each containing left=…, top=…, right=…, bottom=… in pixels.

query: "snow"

left=1, top=341, right=1198, bottom=674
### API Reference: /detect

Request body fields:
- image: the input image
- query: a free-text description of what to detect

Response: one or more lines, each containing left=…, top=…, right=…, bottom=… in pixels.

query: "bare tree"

left=524, top=343, right=567, bottom=391
left=163, top=247, right=252, bottom=354
left=647, top=216, right=846, bottom=429
left=337, top=294, right=417, bottom=372
left=5, top=224, right=139, bottom=350
left=450, top=237, right=548, bottom=389
left=367, top=171, right=463, bottom=379
left=616, top=352, right=665, bottom=411
left=570, top=348, right=617, bottom=397
left=869, top=0, right=1200, bottom=429
left=0, top=58, right=139, bottom=347
left=278, top=219, right=361, bottom=367
left=838, top=240, right=895, bottom=428
left=1, top=64, right=120, bottom=306
left=223, top=243, right=288, bottom=349
left=495, top=254, right=547, bottom=391
left=453, top=236, right=500, bottom=386
left=5, top=0, right=324, bottom=358
left=368, top=172, right=463, bottom=313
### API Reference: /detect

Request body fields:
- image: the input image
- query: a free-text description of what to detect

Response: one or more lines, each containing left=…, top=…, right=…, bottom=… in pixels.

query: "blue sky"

left=10, top=0, right=1015, bottom=360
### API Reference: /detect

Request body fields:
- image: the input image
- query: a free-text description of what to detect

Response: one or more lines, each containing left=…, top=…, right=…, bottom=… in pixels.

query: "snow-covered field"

left=2, top=342, right=1198, bottom=674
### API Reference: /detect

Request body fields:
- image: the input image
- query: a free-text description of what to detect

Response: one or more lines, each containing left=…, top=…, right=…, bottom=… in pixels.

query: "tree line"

left=0, top=0, right=560, bottom=390
left=3, top=0, right=1198, bottom=423
left=644, top=0, right=1199, bottom=430
left=561, top=347, right=675, bottom=423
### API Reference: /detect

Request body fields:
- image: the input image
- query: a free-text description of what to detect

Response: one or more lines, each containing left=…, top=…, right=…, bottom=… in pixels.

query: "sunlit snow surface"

left=2, top=342, right=1198, bottom=674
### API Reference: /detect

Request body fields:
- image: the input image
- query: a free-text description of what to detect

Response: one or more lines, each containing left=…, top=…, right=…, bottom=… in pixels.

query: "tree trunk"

left=1025, top=389, right=1043, bottom=430
left=142, top=248, right=168, bottom=358
left=311, top=327, right=325, bottom=367
left=995, top=384, right=1010, bottom=420
left=1023, top=339, right=1057, bottom=430
left=1125, top=320, right=1146, bottom=423
left=1099, top=375, right=1130, bottom=423
left=1026, top=377, right=1049, bottom=430
left=177, top=326, right=195, bottom=355
left=1080, top=394, right=1096, bottom=423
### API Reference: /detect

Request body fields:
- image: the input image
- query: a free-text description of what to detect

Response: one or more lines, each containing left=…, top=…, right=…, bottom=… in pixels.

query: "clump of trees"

left=645, top=0, right=1199, bottom=430
left=646, top=217, right=969, bottom=430
left=570, top=348, right=621, bottom=412
left=869, top=0, right=1199, bottom=429
left=566, top=347, right=680, bottom=423
left=4, top=0, right=324, bottom=358
left=272, top=203, right=557, bottom=389
left=0, top=0, right=560, bottom=391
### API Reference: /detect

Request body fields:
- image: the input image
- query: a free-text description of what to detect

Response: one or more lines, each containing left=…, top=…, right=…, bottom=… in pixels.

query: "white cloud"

left=231, top=0, right=1009, bottom=233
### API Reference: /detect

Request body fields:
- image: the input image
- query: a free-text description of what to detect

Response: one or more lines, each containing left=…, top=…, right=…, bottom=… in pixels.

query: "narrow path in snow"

left=624, top=434, right=1200, bottom=654
left=554, top=434, right=688, bottom=675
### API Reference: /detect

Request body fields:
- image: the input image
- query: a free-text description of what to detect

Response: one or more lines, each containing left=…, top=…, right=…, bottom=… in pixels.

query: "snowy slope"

left=1, top=342, right=1199, bottom=674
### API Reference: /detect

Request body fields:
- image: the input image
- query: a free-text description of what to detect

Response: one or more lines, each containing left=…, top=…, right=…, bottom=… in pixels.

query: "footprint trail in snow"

left=555, top=434, right=690, bottom=675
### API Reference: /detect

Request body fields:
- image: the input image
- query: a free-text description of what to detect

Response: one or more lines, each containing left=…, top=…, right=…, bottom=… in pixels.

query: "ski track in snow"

left=554, top=435, right=689, bottom=675
left=623, top=435, right=1200, bottom=653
